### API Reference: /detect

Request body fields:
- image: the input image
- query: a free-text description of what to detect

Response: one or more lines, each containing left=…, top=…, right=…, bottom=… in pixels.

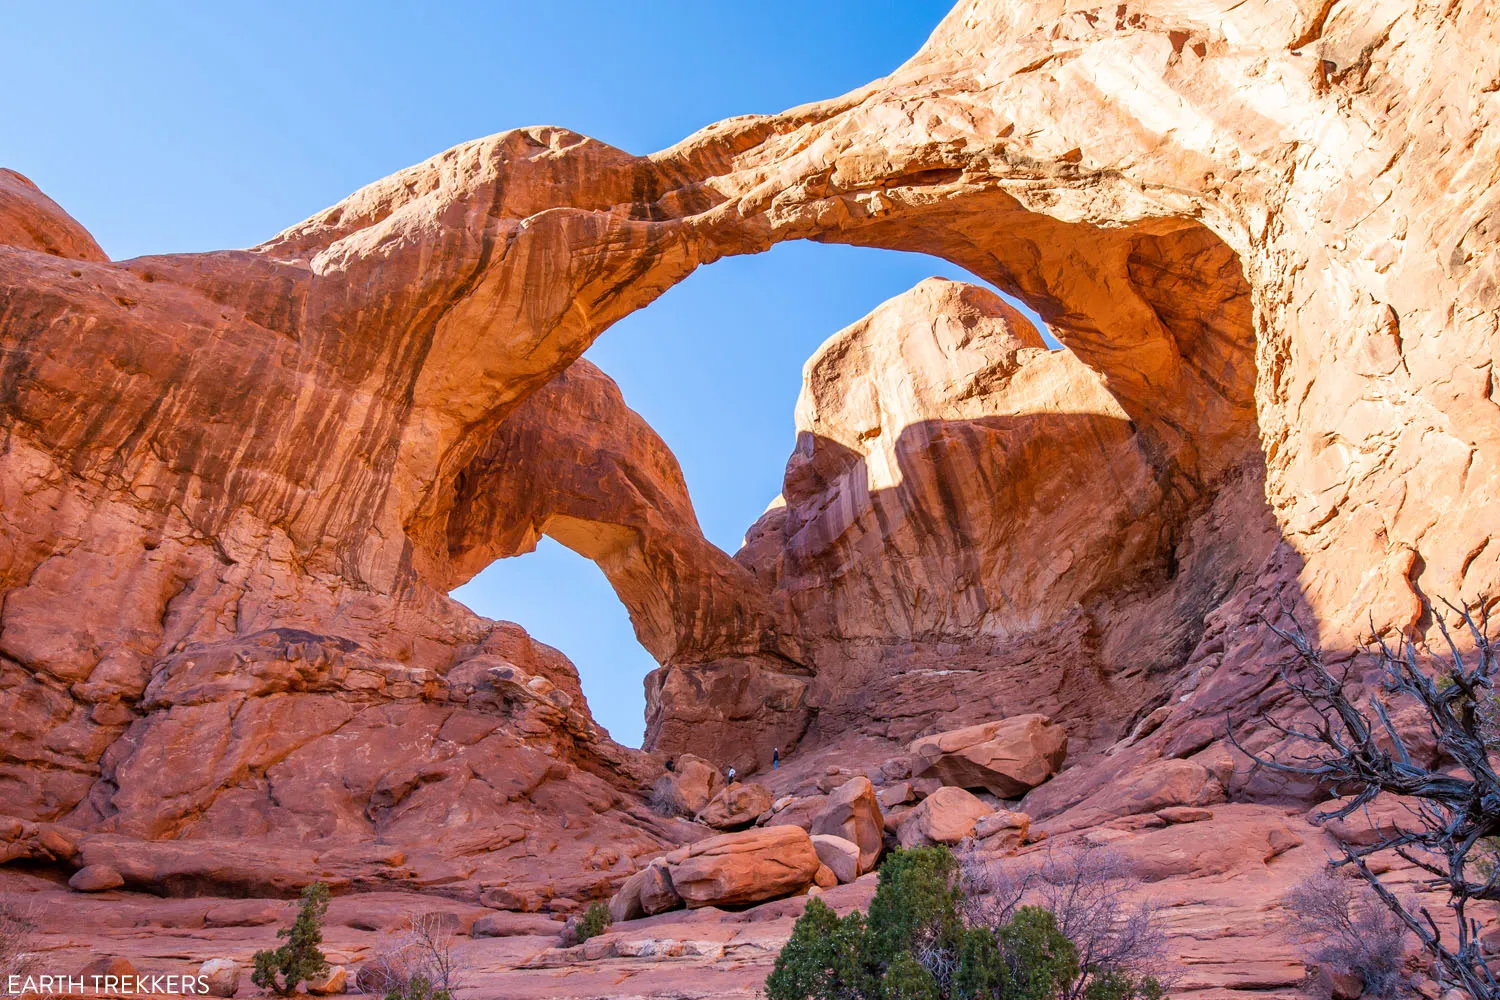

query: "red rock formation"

left=972, top=810, right=1030, bottom=852
left=696, top=782, right=773, bottom=830
left=663, top=825, right=822, bottom=909
left=649, top=753, right=724, bottom=817
left=641, top=272, right=1269, bottom=773
left=449, top=356, right=816, bottom=767
left=4, top=0, right=1500, bottom=995
left=0, top=174, right=685, bottom=896
left=810, top=834, right=862, bottom=884
left=0, top=169, right=106, bottom=263
left=739, top=279, right=1169, bottom=649
left=443, top=358, right=798, bottom=675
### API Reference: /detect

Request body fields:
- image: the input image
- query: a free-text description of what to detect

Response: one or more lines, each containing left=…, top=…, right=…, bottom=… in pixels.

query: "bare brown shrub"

left=1234, top=599, right=1500, bottom=998
left=356, top=912, right=465, bottom=998
left=0, top=902, right=39, bottom=988
left=647, top=776, right=689, bottom=818
left=1284, top=868, right=1413, bottom=999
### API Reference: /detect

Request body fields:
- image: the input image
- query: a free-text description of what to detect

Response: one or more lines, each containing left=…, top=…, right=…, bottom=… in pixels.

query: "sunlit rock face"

left=0, top=169, right=107, bottom=263
left=0, top=157, right=701, bottom=905
left=763, top=276, right=1146, bottom=638
left=1, top=0, right=1498, bottom=952
left=639, top=0, right=1500, bottom=777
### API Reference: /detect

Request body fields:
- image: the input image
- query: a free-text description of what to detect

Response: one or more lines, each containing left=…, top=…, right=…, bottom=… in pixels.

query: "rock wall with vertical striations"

left=706, top=274, right=1275, bottom=767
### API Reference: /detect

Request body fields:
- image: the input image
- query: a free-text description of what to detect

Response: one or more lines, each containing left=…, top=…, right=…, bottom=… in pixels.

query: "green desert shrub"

left=954, top=926, right=1006, bottom=999
left=996, top=908, right=1079, bottom=1000
left=766, top=845, right=1163, bottom=1000
left=864, top=847, right=964, bottom=967
left=575, top=901, right=613, bottom=943
left=765, top=896, right=872, bottom=1000
left=1082, top=970, right=1166, bottom=1000
left=251, top=881, right=331, bottom=996
left=882, top=951, right=941, bottom=1000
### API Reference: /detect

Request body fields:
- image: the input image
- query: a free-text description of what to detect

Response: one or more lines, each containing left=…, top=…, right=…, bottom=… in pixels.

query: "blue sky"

left=6, top=1, right=1046, bottom=746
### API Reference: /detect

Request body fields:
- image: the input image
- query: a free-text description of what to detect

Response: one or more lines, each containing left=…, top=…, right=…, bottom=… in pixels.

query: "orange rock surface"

left=910, top=714, right=1069, bottom=797
left=4, top=0, right=1500, bottom=996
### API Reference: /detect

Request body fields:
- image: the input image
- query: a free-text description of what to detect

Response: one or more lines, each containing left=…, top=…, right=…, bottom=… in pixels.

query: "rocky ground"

left=5, top=728, right=1475, bottom=999
left=3, top=799, right=1452, bottom=1000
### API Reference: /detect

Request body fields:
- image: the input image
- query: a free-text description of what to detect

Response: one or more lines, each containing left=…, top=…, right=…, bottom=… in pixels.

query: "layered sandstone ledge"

left=4, top=0, right=1500, bottom=996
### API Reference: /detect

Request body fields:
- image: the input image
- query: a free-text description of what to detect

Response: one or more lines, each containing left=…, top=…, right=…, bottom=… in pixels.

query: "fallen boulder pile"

left=608, top=718, right=1072, bottom=920
left=896, top=786, right=994, bottom=847
left=653, top=754, right=726, bottom=816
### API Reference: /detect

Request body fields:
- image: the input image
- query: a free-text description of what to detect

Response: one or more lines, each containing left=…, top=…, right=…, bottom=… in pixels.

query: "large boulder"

left=69, top=864, right=124, bottom=892
left=198, top=959, right=240, bottom=998
left=810, top=777, right=885, bottom=871
left=663, top=825, right=822, bottom=908
left=909, top=715, right=1067, bottom=797
left=1321, top=794, right=1423, bottom=848
left=877, top=782, right=914, bottom=810
left=810, top=834, right=862, bottom=884
left=973, top=809, right=1031, bottom=851
left=472, top=912, right=564, bottom=938
left=638, top=859, right=683, bottom=915
left=1043, top=758, right=1227, bottom=833
left=884, top=804, right=916, bottom=831
left=765, top=794, right=830, bottom=832
left=697, top=782, right=773, bottom=830
left=1317, top=966, right=1365, bottom=1000
left=897, top=786, right=993, bottom=847
left=608, top=868, right=649, bottom=923
left=80, top=957, right=138, bottom=985
left=656, top=754, right=725, bottom=816
left=307, top=965, right=347, bottom=996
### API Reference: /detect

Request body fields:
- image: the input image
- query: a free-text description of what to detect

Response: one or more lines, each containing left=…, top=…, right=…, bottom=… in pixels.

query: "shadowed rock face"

left=2, top=3, right=1500, bottom=964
